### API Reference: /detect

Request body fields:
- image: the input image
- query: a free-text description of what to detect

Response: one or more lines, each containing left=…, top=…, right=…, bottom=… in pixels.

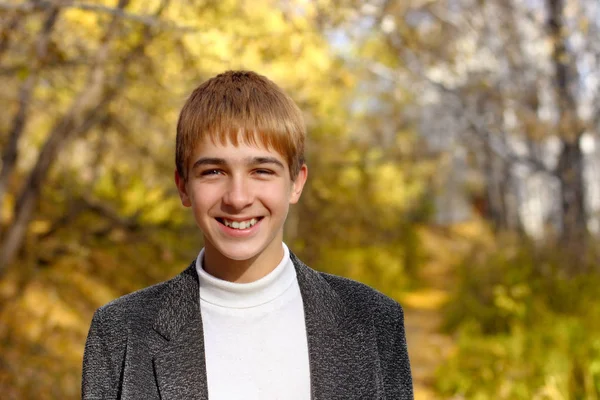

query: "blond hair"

left=176, top=70, right=306, bottom=180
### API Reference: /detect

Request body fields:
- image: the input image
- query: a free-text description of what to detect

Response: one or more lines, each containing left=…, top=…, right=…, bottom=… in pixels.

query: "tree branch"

left=0, top=0, right=195, bottom=32
left=365, top=61, right=555, bottom=176
left=0, top=0, right=173, bottom=275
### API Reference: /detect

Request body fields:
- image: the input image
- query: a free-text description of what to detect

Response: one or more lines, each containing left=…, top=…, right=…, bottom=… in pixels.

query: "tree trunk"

left=482, top=134, right=508, bottom=231
left=547, top=0, right=588, bottom=248
left=556, top=141, right=586, bottom=243
left=0, top=103, right=110, bottom=272
left=0, top=7, right=60, bottom=225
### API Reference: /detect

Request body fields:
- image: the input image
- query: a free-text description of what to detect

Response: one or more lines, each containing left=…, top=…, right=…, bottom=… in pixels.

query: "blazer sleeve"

left=82, top=309, right=119, bottom=400
left=378, top=301, right=414, bottom=399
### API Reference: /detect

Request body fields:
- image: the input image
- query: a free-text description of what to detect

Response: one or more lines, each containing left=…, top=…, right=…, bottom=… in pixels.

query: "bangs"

left=204, top=120, right=299, bottom=166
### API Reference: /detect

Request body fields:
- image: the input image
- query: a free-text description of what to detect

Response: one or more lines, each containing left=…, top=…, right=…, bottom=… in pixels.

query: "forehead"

left=192, top=136, right=288, bottom=164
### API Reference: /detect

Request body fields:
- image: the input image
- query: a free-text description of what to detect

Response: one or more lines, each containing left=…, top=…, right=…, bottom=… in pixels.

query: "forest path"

left=401, top=225, right=477, bottom=399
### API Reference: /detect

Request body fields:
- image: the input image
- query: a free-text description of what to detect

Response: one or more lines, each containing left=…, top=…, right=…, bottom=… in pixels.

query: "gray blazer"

left=82, top=253, right=413, bottom=399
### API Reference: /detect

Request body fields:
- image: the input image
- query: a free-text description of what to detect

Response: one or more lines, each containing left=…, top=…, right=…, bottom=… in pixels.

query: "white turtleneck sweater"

left=195, top=244, right=311, bottom=400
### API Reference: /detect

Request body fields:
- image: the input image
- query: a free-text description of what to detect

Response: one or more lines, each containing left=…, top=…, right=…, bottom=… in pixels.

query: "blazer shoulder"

left=99, top=278, right=166, bottom=315
left=94, top=262, right=195, bottom=328
left=318, top=272, right=404, bottom=318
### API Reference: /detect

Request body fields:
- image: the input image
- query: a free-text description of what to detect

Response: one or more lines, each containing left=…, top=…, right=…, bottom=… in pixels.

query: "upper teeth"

left=223, top=218, right=258, bottom=230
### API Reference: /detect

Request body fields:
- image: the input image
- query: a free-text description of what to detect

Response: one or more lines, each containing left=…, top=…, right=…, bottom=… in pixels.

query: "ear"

left=174, top=169, right=192, bottom=207
left=289, top=164, right=308, bottom=204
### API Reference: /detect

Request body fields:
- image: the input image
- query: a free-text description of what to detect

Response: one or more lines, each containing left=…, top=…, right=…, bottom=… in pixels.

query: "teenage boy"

left=82, top=70, right=413, bottom=399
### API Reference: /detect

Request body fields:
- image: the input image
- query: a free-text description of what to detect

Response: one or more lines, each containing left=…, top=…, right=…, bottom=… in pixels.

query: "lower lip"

left=217, top=218, right=262, bottom=238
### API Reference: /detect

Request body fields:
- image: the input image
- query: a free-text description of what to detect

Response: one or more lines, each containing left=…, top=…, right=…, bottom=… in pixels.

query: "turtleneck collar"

left=195, top=243, right=296, bottom=309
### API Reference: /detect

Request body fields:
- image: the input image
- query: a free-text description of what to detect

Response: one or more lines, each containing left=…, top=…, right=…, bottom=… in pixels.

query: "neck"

left=202, top=241, right=285, bottom=283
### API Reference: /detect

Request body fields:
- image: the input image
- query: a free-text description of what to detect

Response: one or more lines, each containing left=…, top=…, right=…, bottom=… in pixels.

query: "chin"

left=214, top=242, right=266, bottom=262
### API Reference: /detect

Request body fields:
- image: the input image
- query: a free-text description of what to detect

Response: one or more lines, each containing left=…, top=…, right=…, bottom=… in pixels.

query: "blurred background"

left=1, top=0, right=599, bottom=398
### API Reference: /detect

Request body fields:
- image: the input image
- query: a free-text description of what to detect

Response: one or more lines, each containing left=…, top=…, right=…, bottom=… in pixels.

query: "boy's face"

left=175, top=136, right=307, bottom=269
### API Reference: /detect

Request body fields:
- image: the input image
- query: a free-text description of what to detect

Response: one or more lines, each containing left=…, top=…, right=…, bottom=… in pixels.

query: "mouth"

left=216, top=217, right=263, bottom=230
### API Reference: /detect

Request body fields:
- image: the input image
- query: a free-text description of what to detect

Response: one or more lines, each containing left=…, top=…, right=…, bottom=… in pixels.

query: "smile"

left=217, top=217, right=261, bottom=230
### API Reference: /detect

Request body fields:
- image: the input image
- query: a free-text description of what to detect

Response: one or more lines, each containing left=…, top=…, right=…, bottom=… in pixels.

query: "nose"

left=222, top=176, right=254, bottom=211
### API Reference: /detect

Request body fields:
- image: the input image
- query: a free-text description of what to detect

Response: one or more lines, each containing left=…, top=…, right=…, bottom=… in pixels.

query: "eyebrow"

left=191, top=158, right=226, bottom=170
left=191, top=156, right=285, bottom=170
left=250, top=157, right=285, bottom=169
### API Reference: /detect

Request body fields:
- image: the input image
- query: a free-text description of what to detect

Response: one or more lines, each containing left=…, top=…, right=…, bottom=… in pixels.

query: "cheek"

left=261, top=188, right=293, bottom=212
left=189, top=186, right=218, bottom=212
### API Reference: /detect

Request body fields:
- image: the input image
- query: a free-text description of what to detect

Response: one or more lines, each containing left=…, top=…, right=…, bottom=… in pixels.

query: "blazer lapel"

left=149, top=255, right=379, bottom=399
left=152, top=264, right=209, bottom=400
left=292, top=254, right=382, bottom=399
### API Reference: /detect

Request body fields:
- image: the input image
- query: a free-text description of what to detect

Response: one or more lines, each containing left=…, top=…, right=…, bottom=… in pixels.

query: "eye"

left=254, top=168, right=275, bottom=176
left=200, top=169, right=223, bottom=176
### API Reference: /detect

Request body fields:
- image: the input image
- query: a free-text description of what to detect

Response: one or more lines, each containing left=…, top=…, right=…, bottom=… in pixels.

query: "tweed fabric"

left=82, top=253, right=414, bottom=399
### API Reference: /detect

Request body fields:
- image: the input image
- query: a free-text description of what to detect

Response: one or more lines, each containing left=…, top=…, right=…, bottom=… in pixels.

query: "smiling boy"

left=82, top=71, right=413, bottom=399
